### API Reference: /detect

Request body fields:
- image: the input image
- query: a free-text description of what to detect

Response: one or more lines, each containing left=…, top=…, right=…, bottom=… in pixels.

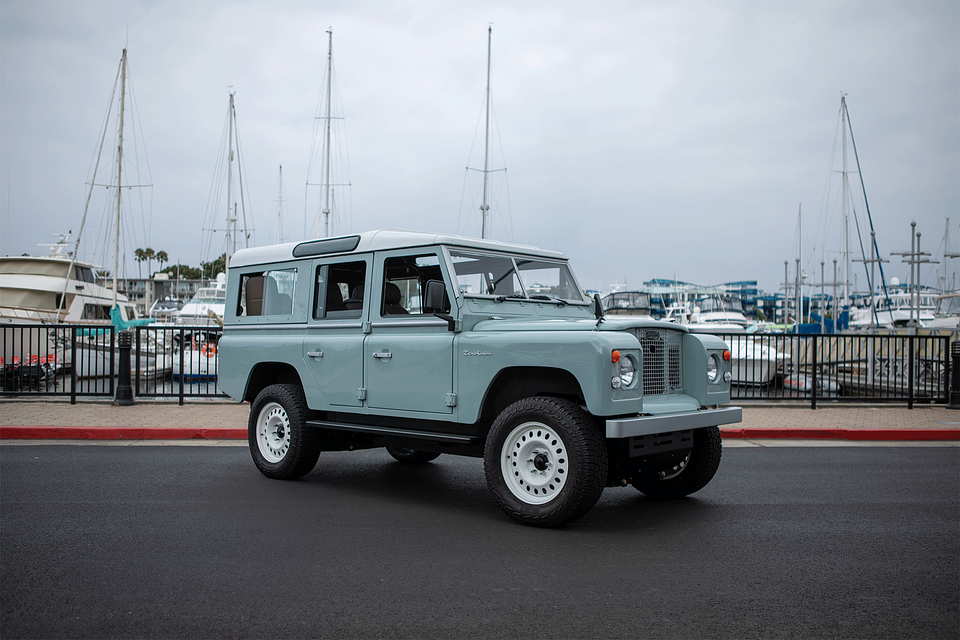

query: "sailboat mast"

left=797, top=204, right=802, bottom=325
left=112, top=48, right=127, bottom=307
left=225, top=91, right=236, bottom=263
left=841, top=95, right=850, bottom=306
left=480, top=25, right=492, bottom=240
left=320, top=29, right=334, bottom=238
left=275, top=165, right=284, bottom=244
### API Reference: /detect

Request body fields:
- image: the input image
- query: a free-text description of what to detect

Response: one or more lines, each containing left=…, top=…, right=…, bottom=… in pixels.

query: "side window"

left=381, top=254, right=449, bottom=317
left=313, top=260, right=366, bottom=320
left=239, top=269, right=296, bottom=317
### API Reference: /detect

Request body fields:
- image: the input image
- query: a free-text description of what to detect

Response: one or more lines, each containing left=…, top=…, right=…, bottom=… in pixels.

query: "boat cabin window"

left=82, top=304, right=111, bottom=320
left=238, top=269, right=296, bottom=317
left=74, top=266, right=96, bottom=284
left=313, top=261, right=366, bottom=320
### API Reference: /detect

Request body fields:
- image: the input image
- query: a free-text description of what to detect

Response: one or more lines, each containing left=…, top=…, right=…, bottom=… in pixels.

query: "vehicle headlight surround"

left=706, top=354, right=720, bottom=383
left=618, top=355, right=636, bottom=388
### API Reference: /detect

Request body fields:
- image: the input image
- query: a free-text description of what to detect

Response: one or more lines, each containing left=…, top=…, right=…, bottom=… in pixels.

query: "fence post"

left=70, top=327, right=77, bottom=405
left=948, top=340, right=960, bottom=409
left=811, top=335, right=818, bottom=410
left=907, top=336, right=917, bottom=409
left=178, top=327, right=185, bottom=406
left=134, top=327, right=141, bottom=396
left=115, top=330, right=135, bottom=406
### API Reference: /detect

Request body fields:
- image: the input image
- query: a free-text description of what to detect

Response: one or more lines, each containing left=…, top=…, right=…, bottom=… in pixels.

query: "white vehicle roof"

left=227, top=229, right=567, bottom=268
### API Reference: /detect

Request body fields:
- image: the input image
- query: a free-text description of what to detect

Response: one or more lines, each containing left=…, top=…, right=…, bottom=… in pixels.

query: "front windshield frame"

left=444, top=248, right=588, bottom=305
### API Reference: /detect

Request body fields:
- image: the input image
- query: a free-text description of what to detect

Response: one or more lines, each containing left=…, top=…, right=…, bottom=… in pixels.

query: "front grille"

left=634, top=328, right=682, bottom=396
left=669, top=344, right=682, bottom=388
left=638, top=329, right=665, bottom=395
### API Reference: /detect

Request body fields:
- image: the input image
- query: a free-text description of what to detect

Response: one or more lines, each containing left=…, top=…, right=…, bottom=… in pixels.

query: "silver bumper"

left=605, top=406, right=742, bottom=439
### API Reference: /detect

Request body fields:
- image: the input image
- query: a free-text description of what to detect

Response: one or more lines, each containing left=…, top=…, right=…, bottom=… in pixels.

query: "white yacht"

left=0, top=235, right=140, bottom=325
left=176, top=273, right=227, bottom=326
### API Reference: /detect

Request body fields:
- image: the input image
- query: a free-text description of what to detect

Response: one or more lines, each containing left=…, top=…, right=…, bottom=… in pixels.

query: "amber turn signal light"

left=611, top=350, right=621, bottom=363
left=723, top=350, right=731, bottom=361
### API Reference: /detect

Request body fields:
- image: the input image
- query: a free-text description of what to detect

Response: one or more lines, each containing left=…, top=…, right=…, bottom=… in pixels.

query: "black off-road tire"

left=385, top=447, right=441, bottom=464
left=631, top=426, right=722, bottom=499
left=248, top=383, right=322, bottom=480
left=484, top=397, right=608, bottom=528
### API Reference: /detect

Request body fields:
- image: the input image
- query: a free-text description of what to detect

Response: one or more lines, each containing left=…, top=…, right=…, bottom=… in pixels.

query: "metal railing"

left=1, top=324, right=951, bottom=408
left=1, top=324, right=225, bottom=404
left=717, top=332, right=950, bottom=408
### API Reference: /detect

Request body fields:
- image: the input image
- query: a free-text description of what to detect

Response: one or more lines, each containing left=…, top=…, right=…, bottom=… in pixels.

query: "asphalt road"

left=2, top=444, right=958, bottom=640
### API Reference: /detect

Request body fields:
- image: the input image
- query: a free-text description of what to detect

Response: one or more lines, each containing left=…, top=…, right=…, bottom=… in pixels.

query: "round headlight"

left=619, top=356, right=635, bottom=388
left=706, top=354, right=720, bottom=383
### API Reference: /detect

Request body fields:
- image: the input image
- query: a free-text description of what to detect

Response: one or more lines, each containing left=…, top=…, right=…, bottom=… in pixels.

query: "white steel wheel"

left=500, top=421, right=569, bottom=505
left=248, top=383, right=321, bottom=480
left=484, top=396, right=607, bottom=527
left=256, top=401, right=291, bottom=463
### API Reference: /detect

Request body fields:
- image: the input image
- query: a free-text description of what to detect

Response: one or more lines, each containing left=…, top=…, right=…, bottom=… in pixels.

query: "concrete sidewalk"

left=1, top=399, right=958, bottom=441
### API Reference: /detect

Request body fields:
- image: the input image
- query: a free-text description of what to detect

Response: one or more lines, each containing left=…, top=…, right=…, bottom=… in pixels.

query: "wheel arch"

left=479, top=366, right=586, bottom=424
left=243, top=362, right=305, bottom=403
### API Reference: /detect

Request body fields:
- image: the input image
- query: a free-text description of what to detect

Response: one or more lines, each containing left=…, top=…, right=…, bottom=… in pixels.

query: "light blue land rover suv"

left=218, top=230, right=741, bottom=527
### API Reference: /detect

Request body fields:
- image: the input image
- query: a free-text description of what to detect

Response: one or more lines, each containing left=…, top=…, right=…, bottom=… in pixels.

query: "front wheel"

left=631, top=426, right=722, bottom=499
left=484, top=397, right=607, bottom=527
left=248, top=383, right=321, bottom=480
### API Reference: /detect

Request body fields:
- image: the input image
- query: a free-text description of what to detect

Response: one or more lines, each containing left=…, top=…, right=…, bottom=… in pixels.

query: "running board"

left=306, top=420, right=481, bottom=445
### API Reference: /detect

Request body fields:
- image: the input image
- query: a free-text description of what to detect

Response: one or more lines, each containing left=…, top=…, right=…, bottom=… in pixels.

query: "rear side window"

left=313, top=261, right=367, bottom=319
left=238, top=269, right=297, bottom=317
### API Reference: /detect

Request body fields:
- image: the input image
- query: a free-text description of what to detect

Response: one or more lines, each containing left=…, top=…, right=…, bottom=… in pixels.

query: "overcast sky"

left=1, top=0, right=957, bottom=296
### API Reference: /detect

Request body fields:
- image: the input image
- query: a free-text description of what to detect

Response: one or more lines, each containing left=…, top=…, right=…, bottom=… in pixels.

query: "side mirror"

left=424, top=280, right=449, bottom=313
left=425, top=280, right=456, bottom=331
left=593, top=293, right=604, bottom=322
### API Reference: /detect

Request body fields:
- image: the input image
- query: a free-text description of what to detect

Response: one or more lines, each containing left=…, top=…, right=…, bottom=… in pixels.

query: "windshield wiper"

left=528, top=295, right=568, bottom=306
left=495, top=295, right=527, bottom=303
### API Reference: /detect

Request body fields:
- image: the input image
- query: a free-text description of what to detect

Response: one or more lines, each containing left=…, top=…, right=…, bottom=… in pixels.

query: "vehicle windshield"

left=448, top=249, right=586, bottom=303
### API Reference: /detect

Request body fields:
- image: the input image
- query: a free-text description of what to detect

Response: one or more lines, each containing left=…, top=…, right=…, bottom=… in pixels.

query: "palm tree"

left=155, top=250, right=168, bottom=274
left=144, top=248, right=156, bottom=276
left=134, top=248, right=147, bottom=278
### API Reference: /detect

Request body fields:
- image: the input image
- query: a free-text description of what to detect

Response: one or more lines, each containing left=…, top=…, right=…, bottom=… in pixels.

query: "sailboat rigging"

left=202, top=90, right=252, bottom=268
left=71, top=47, right=152, bottom=326
left=305, top=28, right=351, bottom=239
left=461, top=25, right=510, bottom=240
left=807, top=94, right=892, bottom=328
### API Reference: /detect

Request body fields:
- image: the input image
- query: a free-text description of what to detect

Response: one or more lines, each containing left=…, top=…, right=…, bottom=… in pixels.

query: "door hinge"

left=445, top=392, right=457, bottom=407
left=357, top=387, right=367, bottom=401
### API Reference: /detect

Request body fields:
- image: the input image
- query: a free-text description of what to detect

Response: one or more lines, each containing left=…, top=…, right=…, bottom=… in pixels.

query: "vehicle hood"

left=471, top=316, right=688, bottom=333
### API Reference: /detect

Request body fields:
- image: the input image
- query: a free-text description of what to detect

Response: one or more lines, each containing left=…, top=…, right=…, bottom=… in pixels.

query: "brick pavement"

left=1, top=399, right=958, bottom=441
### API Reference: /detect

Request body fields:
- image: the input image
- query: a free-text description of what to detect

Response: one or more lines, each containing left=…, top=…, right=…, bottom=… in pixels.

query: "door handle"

left=306, top=351, right=323, bottom=358
left=372, top=352, right=393, bottom=359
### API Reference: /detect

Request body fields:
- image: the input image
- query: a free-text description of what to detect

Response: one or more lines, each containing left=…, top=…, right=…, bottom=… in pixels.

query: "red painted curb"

left=720, top=428, right=960, bottom=441
left=0, top=426, right=247, bottom=440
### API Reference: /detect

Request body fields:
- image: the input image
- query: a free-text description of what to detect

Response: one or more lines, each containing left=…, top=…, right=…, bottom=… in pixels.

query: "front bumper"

left=605, top=406, right=742, bottom=439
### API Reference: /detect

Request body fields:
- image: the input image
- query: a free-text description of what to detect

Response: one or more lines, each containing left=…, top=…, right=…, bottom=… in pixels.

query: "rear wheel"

left=385, top=447, right=441, bottom=464
left=631, top=426, right=722, bottom=499
left=484, top=397, right=607, bottom=527
left=248, top=383, right=321, bottom=479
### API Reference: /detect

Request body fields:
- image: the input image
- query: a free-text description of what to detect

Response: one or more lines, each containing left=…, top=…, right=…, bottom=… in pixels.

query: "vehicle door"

left=301, top=257, right=370, bottom=408
left=364, top=250, right=457, bottom=415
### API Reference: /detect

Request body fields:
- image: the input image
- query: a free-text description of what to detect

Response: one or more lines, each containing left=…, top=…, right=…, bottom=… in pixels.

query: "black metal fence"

left=0, top=324, right=951, bottom=408
left=1, top=324, right=224, bottom=404
left=716, top=332, right=950, bottom=408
